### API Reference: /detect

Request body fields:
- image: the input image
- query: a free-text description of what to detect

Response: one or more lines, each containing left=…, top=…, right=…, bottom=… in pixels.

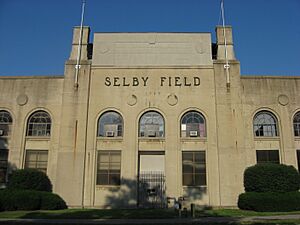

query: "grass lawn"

left=199, top=208, right=300, bottom=217
left=1, top=208, right=300, bottom=219
left=0, top=208, right=178, bottom=219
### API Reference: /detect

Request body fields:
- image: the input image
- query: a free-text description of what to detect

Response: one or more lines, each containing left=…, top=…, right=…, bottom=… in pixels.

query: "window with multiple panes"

left=253, top=111, right=278, bottom=137
left=181, top=111, right=206, bottom=138
left=182, top=151, right=206, bottom=186
left=24, top=150, right=48, bottom=173
left=0, top=150, right=8, bottom=184
left=139, top=111, right=164, bottom=137
left=27, top=111, right=51, bottom=137
left=294, top=112, right=300, bottom=137
left=98, top=111, right=123, bottom=137
left=0, top=110, right=12, bottom=137
left=96, top=151, right=121, bottom=185
left=256, top=150, right=279, bottom=164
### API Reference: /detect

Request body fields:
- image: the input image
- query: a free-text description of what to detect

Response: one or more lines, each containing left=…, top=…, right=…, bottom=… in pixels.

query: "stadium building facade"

left=0, top=26, right=300, bottom=208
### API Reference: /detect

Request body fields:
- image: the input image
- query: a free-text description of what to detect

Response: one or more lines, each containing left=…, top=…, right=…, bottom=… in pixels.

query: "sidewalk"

left=1, top=214, right=300, bottom=224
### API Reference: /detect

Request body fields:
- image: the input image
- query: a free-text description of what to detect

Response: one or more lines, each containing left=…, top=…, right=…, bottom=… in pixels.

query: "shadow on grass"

left=20, top=208, right=178, bottom=219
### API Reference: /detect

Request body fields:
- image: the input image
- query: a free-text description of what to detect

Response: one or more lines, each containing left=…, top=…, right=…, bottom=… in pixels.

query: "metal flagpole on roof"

left=221, top=0, right=230, bottom=90
left=74, top=0, right=86, bottom=89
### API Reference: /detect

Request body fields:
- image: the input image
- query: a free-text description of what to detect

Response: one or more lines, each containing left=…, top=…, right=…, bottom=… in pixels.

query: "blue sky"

left=0, top=0, right=299, bottom=76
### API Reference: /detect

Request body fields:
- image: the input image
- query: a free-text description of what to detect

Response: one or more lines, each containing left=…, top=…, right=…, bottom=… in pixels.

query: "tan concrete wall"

left=0, top=76, right=64, bottom=190
left=82, top=67, right=220, bottom=208
left=241, top=76, right=300, bottom=169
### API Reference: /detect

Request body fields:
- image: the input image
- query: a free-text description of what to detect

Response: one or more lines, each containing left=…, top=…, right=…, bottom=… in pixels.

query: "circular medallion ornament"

left=167, top=93, right=178, bottom=106
left=127, top=94, right=137, bottom=106
left=99, top=44, right=110, bottom=54
left=278, top=94, right=289, bottom=106
left=195, top=43, right=204, bottom=54
left=17, top=94, right=28, bottom=106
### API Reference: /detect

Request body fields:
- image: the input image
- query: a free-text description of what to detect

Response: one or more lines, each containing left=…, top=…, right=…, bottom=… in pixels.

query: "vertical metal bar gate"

left=138, top=171, right=166, bottom=208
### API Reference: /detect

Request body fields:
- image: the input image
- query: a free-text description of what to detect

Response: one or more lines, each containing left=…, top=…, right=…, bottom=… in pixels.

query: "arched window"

left=98, top=111, right=123, bottom=137
left=253, top=111, right=278, bottom=137
left=0, top=110, right=13, bottom=136
left=294, top=112, right=300, bottom=137
left=27, top=111, right=51, bottom=136
left=181, top=111, right=206, bottom=138
left=139, top=111, right=164, bottom=137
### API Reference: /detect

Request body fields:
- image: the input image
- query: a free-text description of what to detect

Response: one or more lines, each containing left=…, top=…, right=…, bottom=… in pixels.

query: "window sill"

left=96, top=185, right=121, bottom=190
left=0, top=136, right=10, bottom=139
left=254, top=137, right=280, bottom=141
left=294, top=137, right=300, bottom=141
left=138, top=137, right=165, bottom=141
left=97, top=137, right=123, bottom=141
left=182, top=185, right=207, bottom=188
left=25, top=136, right=51, bottom=141
left=181, top=137, right=207, bottom=142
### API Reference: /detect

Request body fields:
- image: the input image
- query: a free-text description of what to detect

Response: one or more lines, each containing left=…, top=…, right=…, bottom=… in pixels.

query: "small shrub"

left=39, top=192, right=67, bottom=210
left=238, top=192, right=300, bottom=212
left=244, top=164, right=300, bottom=193
left=7, top=169, right=52, bottom=192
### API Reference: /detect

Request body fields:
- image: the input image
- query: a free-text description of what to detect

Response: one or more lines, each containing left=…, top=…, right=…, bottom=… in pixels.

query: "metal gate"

left=138, top=171, right=166, bottom=208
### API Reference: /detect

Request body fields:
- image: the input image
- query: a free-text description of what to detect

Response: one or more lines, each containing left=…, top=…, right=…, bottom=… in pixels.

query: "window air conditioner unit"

left=0, top=130, right=4, bottom=136
left=148, top=130, right=156, bottom=137
left=189, top=131, right=198, bottom=137
left=106, top=131, right=115, bottom=137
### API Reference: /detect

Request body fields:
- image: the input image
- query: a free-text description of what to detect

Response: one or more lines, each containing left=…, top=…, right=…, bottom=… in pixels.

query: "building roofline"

left=93, top=32, right=211, bottom=34
left=0, top=75, right=64, bottom=79
left=241, top=75, right=300, bottom=79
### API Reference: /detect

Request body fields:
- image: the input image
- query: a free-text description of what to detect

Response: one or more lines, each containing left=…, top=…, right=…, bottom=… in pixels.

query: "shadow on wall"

left=103, top=177, right=207, bottom=209
left=104, top=178, right=138, bottom=208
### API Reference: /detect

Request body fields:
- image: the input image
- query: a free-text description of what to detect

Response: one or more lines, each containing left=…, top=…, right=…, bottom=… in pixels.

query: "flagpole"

left=221, top=0, right=230, bottom=89
left=75, top=0, right=86, bottom=89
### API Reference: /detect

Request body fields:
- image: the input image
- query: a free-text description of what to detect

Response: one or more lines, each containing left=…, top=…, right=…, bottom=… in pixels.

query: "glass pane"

left=38, top=152, right=48, bottom=161
left=269, top=150, right=279, bottom=163
left=195, top=164, right=206, bottom=173
left=110, top=163, right=120, bottom=171
left=99, top=169, right=109, bottom=175
left=0, top=151, right=8, bottom=160
left=99, top=163, right=109, bottom=170
left=97, top=174, right=108, bottom=185
left=195, top=174, right=206, bottom=186
left=109, top=174, right=120, bottom=185
left=26, top=152, right=37, bottom=161
left=183, top=173, right=193, bottom=186
left=183, top=164, right=193, bottom=173
left=195, top=152, right=205, bottom=163
left=36, top=162, right=47, bottom=169
left=256, top=150, right=268, bottom=163
left=111, top=154, right=121, bottom=163
left=25, top=162, right=36, bottom=169
left=99, top=154, right=109, bottom=163
left=182, top=152, right=193, bottom=161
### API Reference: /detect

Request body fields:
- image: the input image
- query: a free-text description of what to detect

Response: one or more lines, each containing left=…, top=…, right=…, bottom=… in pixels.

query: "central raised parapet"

left=92, top=33, right=213, bottom=67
